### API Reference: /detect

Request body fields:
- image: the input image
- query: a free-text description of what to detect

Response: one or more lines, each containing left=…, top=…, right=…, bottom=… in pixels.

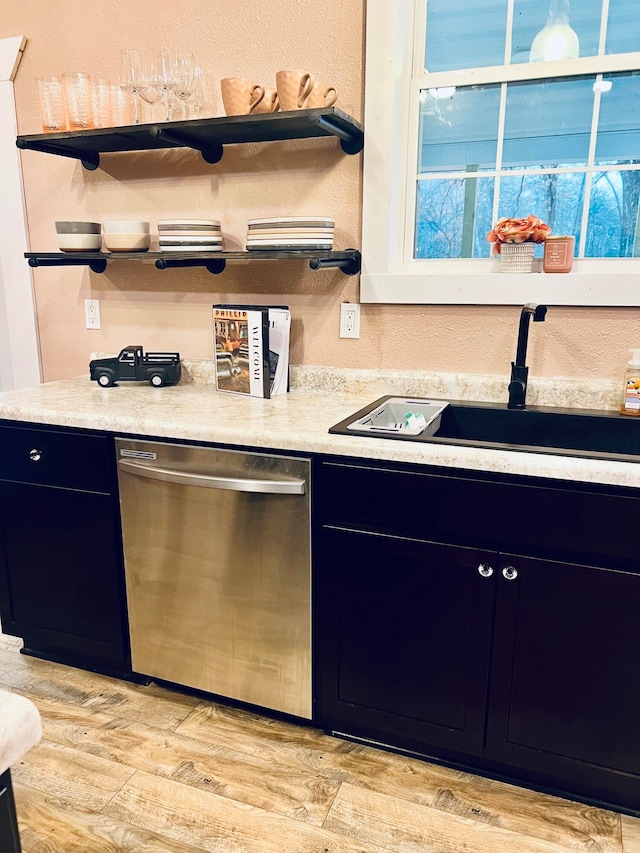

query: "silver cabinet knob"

left=477, top=563, right=494, bottom=578
left=502, top=566, right=518, bottom=581
left=29, top=449, right=42, bottom=462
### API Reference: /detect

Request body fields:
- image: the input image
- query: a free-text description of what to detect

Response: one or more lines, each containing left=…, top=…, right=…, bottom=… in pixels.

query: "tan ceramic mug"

left=250, top=86, right=280, bottom=114
left=275, top=69, right=314, bottom=111
left=305, top=82, right=338, bottom=109
left=220, top=77, right=265, bottom=116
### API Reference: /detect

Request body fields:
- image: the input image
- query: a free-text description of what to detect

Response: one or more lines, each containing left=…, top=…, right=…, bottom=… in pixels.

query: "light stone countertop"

left=0, top=362, right=638, bottom=490
left=0, top=689, right=41, bottom=776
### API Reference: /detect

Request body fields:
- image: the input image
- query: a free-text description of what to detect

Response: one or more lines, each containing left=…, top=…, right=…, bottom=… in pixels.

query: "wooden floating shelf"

left=25, top=249, right=362, bottom=276
left=16, top=108, right=364, bottom=170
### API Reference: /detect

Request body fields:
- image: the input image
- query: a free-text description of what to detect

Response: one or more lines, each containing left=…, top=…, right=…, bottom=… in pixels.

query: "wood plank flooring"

left=0, top=635, right=637, bottom=853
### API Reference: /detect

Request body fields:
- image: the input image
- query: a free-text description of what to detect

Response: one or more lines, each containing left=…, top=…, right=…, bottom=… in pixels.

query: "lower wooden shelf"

left=25, top=249, right=361, bottom=276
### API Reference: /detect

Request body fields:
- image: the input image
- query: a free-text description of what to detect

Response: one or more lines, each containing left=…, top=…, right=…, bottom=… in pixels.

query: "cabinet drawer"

left=319, top=460, right=640, bottom=569
left=0, top=425, right=113, bottom=493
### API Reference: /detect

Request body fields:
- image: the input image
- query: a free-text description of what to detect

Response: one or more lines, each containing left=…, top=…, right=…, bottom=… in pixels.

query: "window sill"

left=360, top=267, right=640, bottom=306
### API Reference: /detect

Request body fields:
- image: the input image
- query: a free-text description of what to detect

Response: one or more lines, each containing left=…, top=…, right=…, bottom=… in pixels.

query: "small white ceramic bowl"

left=57, top=233, right=102, bottom=252
left=103, top=220, right=150, bottom=234
left=103, top=233, right=150, bottom=252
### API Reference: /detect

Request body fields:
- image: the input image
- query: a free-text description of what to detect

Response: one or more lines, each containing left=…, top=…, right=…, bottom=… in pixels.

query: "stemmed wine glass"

left=190, top=67, right=216, bottom=118
left=119, top=49, right=142, bottom=124
left=171, top=52, right=196, bottom=121
left=137, top=62, right=163, bottom=123
left=155, top=50, right=175, bottom=121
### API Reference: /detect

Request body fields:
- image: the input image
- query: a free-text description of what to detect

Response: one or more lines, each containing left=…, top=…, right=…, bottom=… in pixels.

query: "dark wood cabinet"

left=0, top=423, right=130, bottom=672
left=317, top=527, right=495, bottom=756
left=315, top=458, right=640, bottom=813
left=487, top=553, right=640, bottom=800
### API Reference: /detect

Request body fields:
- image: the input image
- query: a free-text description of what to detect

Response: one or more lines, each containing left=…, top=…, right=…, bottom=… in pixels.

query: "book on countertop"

left=213, top=304, right=291, bottom=398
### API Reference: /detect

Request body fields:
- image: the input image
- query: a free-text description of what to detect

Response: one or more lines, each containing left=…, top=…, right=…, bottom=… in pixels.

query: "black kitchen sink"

left=329, top=396, right=640, bottom=462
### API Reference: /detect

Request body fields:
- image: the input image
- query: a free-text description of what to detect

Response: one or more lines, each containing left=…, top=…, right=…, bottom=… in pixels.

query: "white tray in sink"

left=346, top=398, right=449, bottom=437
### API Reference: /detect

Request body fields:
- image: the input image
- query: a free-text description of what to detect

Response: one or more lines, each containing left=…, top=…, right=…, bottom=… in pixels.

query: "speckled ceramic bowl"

left=103, top=220, right=150, bottom=234
left=103, top=233, right=150, bottom=252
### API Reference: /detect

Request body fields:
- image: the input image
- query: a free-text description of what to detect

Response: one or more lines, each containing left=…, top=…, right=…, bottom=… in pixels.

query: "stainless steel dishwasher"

left=115, top=438, right=312, bottom=719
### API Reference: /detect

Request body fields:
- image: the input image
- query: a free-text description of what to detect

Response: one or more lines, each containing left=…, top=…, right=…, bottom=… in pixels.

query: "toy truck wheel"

left=96, top=372, right=113, bottom=387
left=149, top=372, right=166, bottom=387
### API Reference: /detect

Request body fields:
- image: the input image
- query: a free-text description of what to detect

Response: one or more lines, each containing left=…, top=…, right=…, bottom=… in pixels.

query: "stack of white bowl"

left=246, top=216, right=335, bottom=251
left=103, top=221, right=150, bottom=253
left=158, top=219, right=223, bottom=252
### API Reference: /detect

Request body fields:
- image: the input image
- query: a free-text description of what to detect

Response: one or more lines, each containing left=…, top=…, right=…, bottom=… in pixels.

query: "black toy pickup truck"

left=90, top=346, right=181, bottom=387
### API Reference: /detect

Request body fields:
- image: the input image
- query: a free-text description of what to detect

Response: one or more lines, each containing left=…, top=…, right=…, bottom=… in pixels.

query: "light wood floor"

left=0, top=634, right=638, bottom=853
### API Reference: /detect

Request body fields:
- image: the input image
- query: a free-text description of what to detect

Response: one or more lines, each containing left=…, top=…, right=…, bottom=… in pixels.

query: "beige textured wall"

left=3, top=0, right=639, bottom=384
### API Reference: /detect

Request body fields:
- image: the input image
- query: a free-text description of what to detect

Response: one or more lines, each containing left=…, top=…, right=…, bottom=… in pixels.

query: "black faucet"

left=507, top=303, right=548, bottom=409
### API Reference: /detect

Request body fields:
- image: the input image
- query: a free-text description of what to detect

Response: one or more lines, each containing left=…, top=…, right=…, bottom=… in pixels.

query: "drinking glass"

left=138, top=63, right=163, bottom=122
left=63, top=72, right=94, bottom=130
left=171, top=52, right=196, bottom=121
left=91, top=77, right=112, bottom=127
left=119, top=49, right=142, bottom=124
left=111, top=84, right=134, bottom=126
left=36, top=75, right=67, bottom=132
left=190, top=67, right=217, bottom=118
left=155, top=50, right=175, bottom=121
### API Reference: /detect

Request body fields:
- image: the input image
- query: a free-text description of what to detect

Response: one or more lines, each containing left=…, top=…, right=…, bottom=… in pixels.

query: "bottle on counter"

left=621, top=349, right=640, bottom=416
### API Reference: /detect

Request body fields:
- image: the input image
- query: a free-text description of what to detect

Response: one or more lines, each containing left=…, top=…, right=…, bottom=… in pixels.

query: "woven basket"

left=500, top=242, right=535, bottom=273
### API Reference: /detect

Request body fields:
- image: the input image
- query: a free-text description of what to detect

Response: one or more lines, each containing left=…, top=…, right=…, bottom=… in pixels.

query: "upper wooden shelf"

left=16, top=107, right=364, bottom=170
left=25, top=249, right=361, bottom=276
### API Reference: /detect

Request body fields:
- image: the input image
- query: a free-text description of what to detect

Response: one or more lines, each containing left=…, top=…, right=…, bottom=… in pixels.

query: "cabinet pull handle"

left=29, top=449, right=42, bottom=462
left=477, top=563, right=494, bottom=578
left=502, top=566, right=518, bottom=581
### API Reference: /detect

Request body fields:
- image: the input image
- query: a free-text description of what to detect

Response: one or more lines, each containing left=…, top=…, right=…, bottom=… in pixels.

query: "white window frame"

left=360, top=0, right=640, bottom=306
left=0, top=36, right=41, bottom=389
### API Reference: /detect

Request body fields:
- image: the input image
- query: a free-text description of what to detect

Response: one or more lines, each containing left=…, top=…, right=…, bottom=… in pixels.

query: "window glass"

left=415, top=177, right=495, bottom=258
left=419, top=85, right=501, bottom=173
left=503, top=77, right=594, bottom=168
left=427, top=0, right=604, bottom=69
left=498, top=172, right=585, bottom=252
left=425, top=0, right=508, bottom=72
left=586, top=170, right=640, bottom=257
left=513, top=0, right=601, bottom=61
left=595, top=72, right=640, bottom=163
left=606, top=0, right=640, bottom=54
left=414, top=0, right=639, bottom=261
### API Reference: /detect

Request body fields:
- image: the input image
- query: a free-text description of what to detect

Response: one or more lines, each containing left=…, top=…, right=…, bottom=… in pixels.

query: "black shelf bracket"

left=148, top=126, right=224, bottom=164
left=27, top=255, right=107, bottom=273
left=155, top=257, right=227, bottom=275
left=309, top=114, right=364, bottom=155
left=309, top=249, right=361, bottom=275
left=16, top=138, right=100, bottom=171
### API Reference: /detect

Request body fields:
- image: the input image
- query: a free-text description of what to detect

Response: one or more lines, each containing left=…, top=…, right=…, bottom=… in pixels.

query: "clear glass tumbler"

left=91, top=78, right=113, bottom=128
left=63, top=72, right=94, bottom=130
left=110, top=85, right=134, bottom=126
left=36, top=75, right=67, bottom=132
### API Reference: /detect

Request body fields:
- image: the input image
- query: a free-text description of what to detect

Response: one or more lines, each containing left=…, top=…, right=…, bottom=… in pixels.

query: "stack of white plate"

left=246, top=216, right=334, bottom=251
left=158, top=219, right=223, bottom=252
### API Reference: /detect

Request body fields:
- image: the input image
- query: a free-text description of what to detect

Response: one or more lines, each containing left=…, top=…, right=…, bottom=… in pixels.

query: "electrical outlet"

left=340, top=302, right=360, bottom=339
left=85, top=299, right=101, bottom=330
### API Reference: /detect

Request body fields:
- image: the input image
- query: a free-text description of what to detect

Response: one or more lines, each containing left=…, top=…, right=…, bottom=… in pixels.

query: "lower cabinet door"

left=486, top=553, right=640, bottom=809
left=0, top=481, right=128, bottom=666
left=316, top=526, right=496, bottom=756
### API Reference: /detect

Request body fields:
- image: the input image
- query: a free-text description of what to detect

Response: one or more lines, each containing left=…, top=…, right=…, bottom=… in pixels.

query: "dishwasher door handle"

left=118, top=458, right=306, bottom=494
